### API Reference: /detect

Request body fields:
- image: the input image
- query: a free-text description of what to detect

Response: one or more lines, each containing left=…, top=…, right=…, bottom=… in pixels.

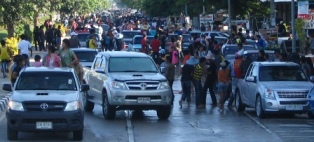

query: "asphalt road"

left=0, top=78, right=313, bottom=142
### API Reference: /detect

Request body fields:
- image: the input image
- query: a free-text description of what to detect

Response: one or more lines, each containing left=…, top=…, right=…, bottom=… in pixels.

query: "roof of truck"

left=96, top=51, right=149, bottom=58
left=254, top=62, right=299, bottom=66
left=22, top=67, right=74, bottom=72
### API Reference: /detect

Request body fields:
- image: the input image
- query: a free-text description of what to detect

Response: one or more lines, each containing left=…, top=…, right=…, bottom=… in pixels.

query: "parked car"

left=4, top=67, right=90, bottom=140
left=121, top=30, right=141, bottom=46
left=232, top=62, right=314, bottom=118
left=245, top=39, right=258, bottom=49
left=71, top=48, right=98, bottom=68
left=128, top=35, right=154, bottom=52
left=221, top=44, right=256, bottom=57
left=83, top=52, right=173, bottom=119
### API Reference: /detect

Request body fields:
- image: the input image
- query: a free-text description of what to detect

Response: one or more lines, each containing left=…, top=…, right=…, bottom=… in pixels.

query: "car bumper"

left=6, top=109, right=84, bottom=132
left=262, top=98, right=310, bottom=113
left=109, top=89, right=172, bottom=106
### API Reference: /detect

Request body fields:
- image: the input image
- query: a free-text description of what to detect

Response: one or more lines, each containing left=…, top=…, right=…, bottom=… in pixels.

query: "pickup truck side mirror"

left=310, top=76, right=314, bottom=82
left=246, top=76, right=256, bottom=83
left=2, top=83, right=12, bottom=92
left=95, top=67, right=105, bottom=74
left=81, top=84, right=90, bottom=92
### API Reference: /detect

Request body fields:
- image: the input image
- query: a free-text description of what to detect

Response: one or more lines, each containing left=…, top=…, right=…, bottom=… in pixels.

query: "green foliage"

left=296, top=18, right=306, bottom=53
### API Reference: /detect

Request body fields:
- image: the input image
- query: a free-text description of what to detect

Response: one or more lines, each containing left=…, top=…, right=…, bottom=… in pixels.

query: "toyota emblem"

left=40, top=103, right=49, bottom=109
left=140, top=83, right=147, bottom=90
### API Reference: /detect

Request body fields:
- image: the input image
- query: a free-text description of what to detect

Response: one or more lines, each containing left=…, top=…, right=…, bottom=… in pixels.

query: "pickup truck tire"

left=102, top=94, right=116, bottom=119
left=83, top=91, right=94, bottom=111
left=157, top=106, right=171, bottom=120
left=255, top=95, right=265, bottom=118
left=7, top=122, right=18, bottom=140
left=235, top=90, right=245, bottom=112
left=73, top=127, right=83, bottom=141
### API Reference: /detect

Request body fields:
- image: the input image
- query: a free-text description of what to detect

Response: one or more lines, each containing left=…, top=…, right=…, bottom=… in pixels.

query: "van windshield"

left=108, top=57, right=158, bottom=73
left=15, top=72, right=77, bottom=90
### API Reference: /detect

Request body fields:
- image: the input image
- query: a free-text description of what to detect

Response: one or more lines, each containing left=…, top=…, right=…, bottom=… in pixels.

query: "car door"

left=89, top=57, right=103, bottom=97
left=246, top=65, right=259, bottom=107
left=241, top=64, right=254, bottom=105
left=94, top=58, right=107, bottom=101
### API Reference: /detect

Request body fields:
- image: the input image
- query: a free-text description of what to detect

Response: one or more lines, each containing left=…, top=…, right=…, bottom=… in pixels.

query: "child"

left=32, top=55, right=42, bottom=67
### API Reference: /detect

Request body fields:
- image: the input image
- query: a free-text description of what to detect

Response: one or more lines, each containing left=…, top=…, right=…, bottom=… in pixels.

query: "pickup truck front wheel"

left=73, top=127, right=83, bottom=141
left=102, top=95, right=116, bottom=119
left=256, top=95, right=265, bottom=118
left=83, top=91, right=94, bottom=112
left=157, top=106, right=171, bottom=120
left=7, top=122, right=18, bottom=140
left=235, top=90, right=245, bottom=112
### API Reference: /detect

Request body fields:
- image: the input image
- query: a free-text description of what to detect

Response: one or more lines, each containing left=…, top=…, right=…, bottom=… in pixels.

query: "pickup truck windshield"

left=109, top=57, right=158, bottom=72
left=16, top=72, right=77, bottom=90
left=73, top=51, right=97, bottom=62
left=259, top=66, right=308, bottom=81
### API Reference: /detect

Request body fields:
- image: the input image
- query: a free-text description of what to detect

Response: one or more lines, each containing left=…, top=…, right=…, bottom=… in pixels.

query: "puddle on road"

left=187, top=121, right=222, bottom=133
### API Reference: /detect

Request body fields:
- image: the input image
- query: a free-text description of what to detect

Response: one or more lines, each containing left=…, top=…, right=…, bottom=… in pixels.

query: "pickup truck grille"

left=23, top=101, right=66, bottom=112
left=277, top=91, right=308, bottom=98
left=280, top=101, right=308, bottom=105
left=125, top=81, right=159, bottom=90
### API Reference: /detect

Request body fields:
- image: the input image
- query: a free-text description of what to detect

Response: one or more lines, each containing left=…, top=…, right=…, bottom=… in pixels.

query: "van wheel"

left=73, top=127, right=83, bottom=141
left=83, top=91, right=94, bottom=111
left=235, top=90, right=245, bottom=112
left=102, top=94, right=116, bottom=119
left=7, top=122, right=18, bottom=140
left=256, top=95, right=266, bottom=118
left=157, top=106, right=171, bottom=120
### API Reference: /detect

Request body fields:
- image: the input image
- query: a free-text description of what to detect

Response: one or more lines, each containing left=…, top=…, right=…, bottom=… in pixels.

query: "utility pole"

left=291, top=0, right=296, bottom=53
left=203, top=0, right=205, bottom=14
left=185, top=3, right=188, bottom=16
left=228, top=0, right=231, bottom=34
left=270, top=0, right=276, bottom=28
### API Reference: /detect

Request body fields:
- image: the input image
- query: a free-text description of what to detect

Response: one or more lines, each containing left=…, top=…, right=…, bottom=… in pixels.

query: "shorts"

left=218, top=82, right=229, bottom=93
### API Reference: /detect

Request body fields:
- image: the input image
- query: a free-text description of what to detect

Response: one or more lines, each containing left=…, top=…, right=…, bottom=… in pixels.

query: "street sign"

left=298, top=1, right=309, bottom=19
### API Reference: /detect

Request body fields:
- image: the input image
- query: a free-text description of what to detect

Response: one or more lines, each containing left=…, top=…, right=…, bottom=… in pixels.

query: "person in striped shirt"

left=193, top=57, right=206, bottom=108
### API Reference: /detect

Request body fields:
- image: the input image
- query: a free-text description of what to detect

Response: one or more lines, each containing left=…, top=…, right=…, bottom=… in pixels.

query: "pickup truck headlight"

left=158, top=81, right=170, bottom=89
left=265, top=89, right=275, bottom=99
left=64, top=101, right=80, bottom=111
left=8, top=101, right=24, bottom=111
left=111, top=81, right=127, bottom=89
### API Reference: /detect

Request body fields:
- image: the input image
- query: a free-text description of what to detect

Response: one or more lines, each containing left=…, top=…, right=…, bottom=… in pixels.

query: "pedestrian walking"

left=164, top=55, right=175, bottom=105
left=18, top=34, right=32, bottom=67
left=202, top=52, right=217, bottom=106
left=218, top=60, right=231, bottom=111
left=33, top=26, right=40, bottom=51
left=193, top=57, right=206, bottom=108
left=11, top=55, right=26, bottom=86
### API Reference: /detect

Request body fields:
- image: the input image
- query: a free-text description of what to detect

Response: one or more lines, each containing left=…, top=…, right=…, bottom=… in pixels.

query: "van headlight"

left=64, top=101, right=80, bottom=111
left=265, top=89, right=275, bottom=99
left=111, top=81, right=127, bottom=89
left=158, top=81, right=170, bottom=89
left=8, top=101, right=24, bottom=111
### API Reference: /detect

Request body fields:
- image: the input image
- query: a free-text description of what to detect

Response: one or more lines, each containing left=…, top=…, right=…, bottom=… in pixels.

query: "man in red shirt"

left=141, top=34, right=149, bottom=54
left=150, top=35, right=161, bottom=65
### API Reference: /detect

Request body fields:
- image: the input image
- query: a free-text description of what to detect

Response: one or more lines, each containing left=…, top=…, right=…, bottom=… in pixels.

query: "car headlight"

left=111, top=81, right=127, bottom=89
left=158, top=81, right=170, bottom=89
left=8, top=101, right=24, bottom=111
left=64, top=101, right=80, bottom=111
left=265, top=89, right=275, bottom=99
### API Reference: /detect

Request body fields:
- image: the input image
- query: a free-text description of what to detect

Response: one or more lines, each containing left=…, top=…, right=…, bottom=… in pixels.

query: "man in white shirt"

left=18, top=34, right=32, bottom=67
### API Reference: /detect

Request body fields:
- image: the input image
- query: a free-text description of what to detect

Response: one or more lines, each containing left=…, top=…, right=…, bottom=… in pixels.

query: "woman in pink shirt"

left=171, top=46, right=180, bottom=75
left=31, top=55, right=43, bottom=67
left=44, top=46, right=61, bottom=67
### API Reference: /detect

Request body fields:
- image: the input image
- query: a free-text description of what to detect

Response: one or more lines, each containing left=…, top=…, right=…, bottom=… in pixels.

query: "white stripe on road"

left=125, top=110, right=135, bottom=142
left=243, top=112, right=273, bottom=134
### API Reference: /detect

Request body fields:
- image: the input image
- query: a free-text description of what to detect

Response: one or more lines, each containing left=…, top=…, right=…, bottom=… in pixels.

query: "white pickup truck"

left=83, top=51, right=172, bottom=119
left=232, top=62, right=314, bottom=118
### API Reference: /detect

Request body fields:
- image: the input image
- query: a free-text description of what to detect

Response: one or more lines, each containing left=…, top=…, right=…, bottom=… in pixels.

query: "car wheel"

left=235, top=90, right=245, bottom=112
left=157, top=106, right=171, bottom=120
left=255, top=95, right=265, bottom=118
left=102, top=94, right=116, bottom=119
left=7, top=122, right=18, bottom=140
left=73, top=127, right=83, bottom=141
left=83, top=91, right=94, bottom=112
left=308, top=111, right=314, bottom=119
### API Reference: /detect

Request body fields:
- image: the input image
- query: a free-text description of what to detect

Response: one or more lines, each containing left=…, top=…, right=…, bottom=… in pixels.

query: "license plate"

left=36, top=122, right=52, bottom=129
left=137, top=97, right=150, bottom=103
left=286, top=105, right=303, bottom=110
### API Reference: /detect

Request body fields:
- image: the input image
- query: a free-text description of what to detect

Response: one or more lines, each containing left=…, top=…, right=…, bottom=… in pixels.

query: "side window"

left=100, top=58, right=106, bottom=70
left=251, top=65, right=258, bottom=77
left=210, top=33, right=219, bottom=37
left=245, top=64, right=254, bottom=77
left=93, top=57, right=102, bottom=69
left=311, top=87, right=314, bottom=93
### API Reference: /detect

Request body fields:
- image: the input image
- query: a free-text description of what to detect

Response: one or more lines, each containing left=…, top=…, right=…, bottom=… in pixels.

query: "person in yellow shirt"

left=88, top=34, right=98, bottom=49
left=0, top=39, right=12, bottom=78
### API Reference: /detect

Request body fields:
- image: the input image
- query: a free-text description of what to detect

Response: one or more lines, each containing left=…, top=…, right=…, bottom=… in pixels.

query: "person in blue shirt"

left=256, top=35, right=266, bottom=49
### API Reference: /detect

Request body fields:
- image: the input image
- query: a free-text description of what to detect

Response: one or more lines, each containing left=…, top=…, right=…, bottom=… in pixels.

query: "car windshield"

left=246, top=52, right=275, bottom=61
left=224, top=46, right=255, bottom=56
left=16, top=72, right=77, bottom=90
left=122, top=31, right=140, bottom=39
left=73, top=51, right=97, bottom=62
left=109, top=57, right=158, bottom=72
left=133, top=37, right=154, bottom=44
left=77, top=34, right=89, bottom=41
left=259, top=66, right=308, bottom=81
